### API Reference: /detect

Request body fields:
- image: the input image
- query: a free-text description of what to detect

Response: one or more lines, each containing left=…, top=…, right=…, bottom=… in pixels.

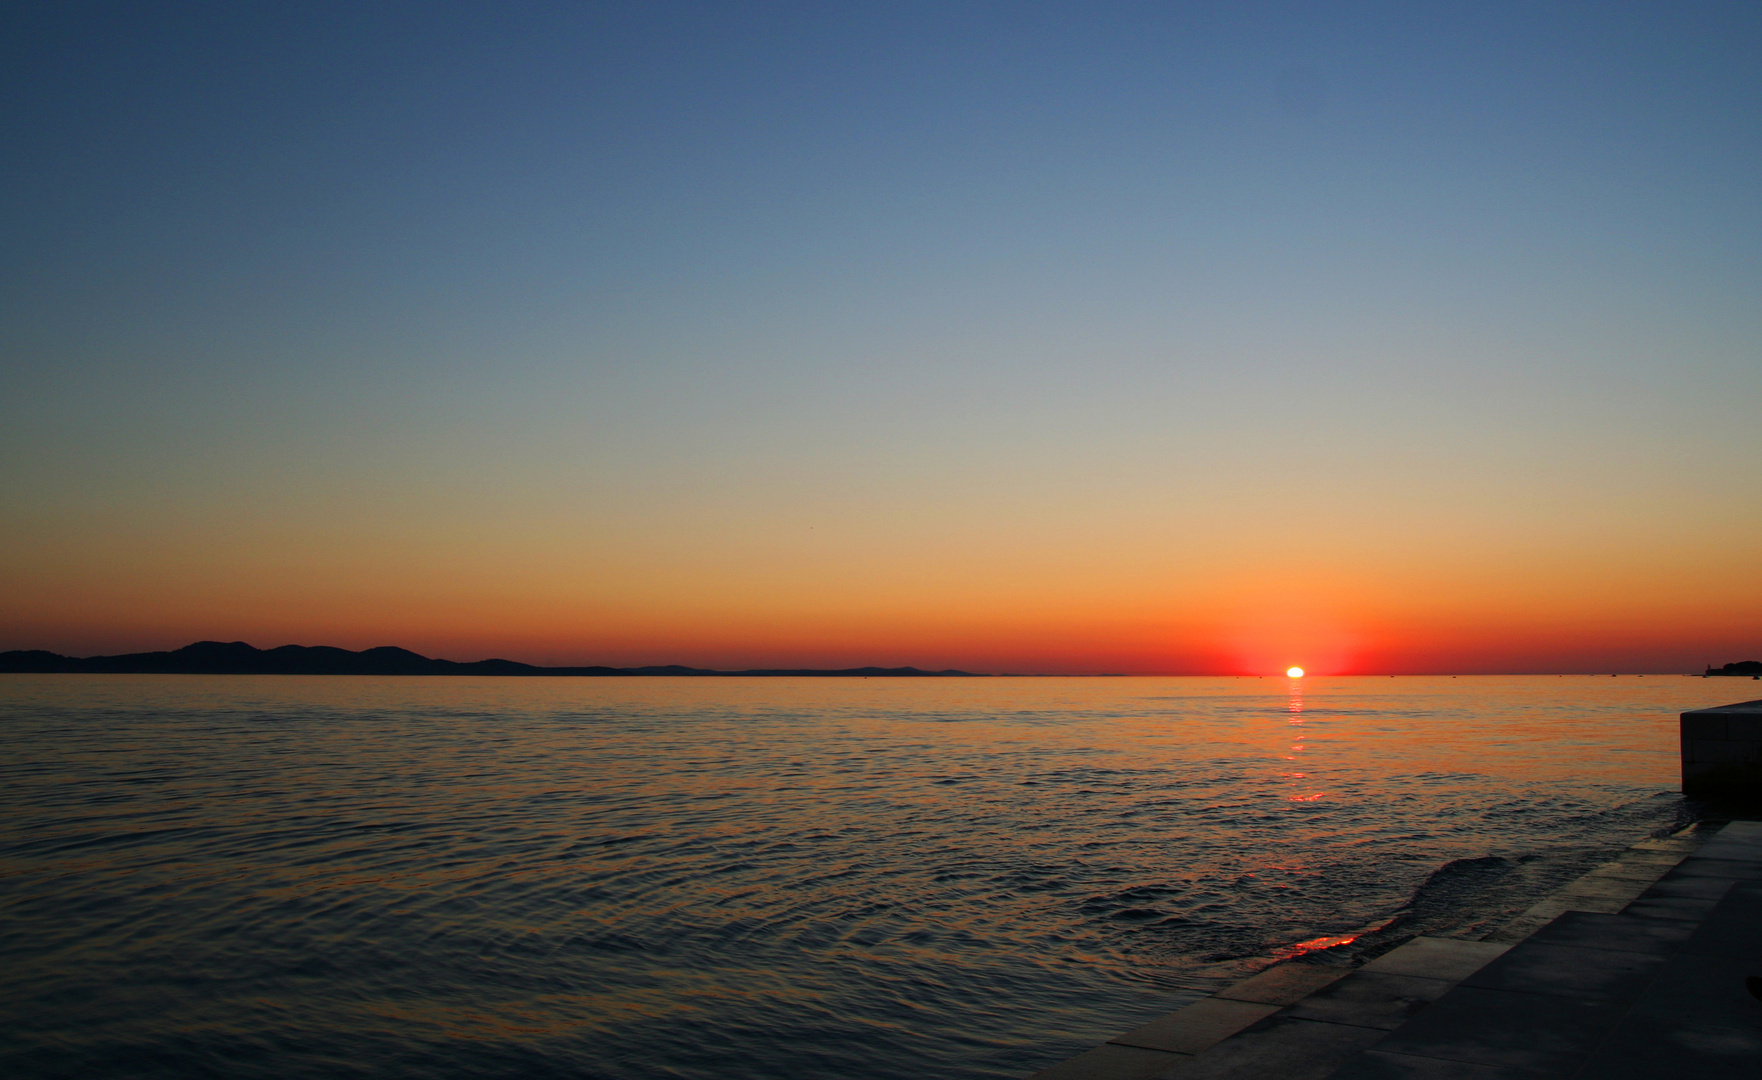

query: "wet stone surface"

left=1031, top=819, right=1762, bottom=1080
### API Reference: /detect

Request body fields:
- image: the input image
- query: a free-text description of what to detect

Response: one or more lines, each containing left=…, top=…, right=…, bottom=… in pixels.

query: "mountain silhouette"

left=0, top=641, right=981, bottom=677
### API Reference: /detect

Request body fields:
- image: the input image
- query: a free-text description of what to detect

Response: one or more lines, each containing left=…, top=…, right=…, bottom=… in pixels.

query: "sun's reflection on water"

left=1281, top=677, right=1327, bottom=802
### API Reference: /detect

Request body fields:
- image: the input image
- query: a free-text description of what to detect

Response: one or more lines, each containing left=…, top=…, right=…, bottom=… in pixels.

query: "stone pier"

left=1681, top=699, right=1762, bottom=802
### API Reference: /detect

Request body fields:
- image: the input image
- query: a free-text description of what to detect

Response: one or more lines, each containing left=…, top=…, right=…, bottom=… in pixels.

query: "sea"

left=0, top=674, right=1749, bottom=1079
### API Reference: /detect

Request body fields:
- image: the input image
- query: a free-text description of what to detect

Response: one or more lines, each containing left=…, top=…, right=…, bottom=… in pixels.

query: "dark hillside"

left=0, top=642, right=980, bottom=677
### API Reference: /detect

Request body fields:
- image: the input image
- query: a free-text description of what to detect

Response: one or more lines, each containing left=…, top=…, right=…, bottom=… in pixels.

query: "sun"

left=1286, top=666, right=1305, bottom=678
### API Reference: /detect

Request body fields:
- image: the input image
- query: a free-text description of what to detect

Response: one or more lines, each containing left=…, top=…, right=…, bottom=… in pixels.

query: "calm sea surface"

left=0, top=675, right=1747, bottom=1079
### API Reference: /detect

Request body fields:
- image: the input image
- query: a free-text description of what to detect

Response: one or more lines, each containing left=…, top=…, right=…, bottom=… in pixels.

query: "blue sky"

left=3, top=2, right=1759, bottom=670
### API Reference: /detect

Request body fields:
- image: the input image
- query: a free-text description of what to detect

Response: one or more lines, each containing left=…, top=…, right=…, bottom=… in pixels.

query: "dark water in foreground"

left=0, top=675, right=1741, bottom=1079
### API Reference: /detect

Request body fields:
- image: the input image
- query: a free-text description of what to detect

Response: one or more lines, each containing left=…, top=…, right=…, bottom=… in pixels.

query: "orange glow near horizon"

left=1286, top=666, right=1305, bottom=678
left=3, top=591, right=1759, bottom=674
left=2, top=514, right=1759, bottom=673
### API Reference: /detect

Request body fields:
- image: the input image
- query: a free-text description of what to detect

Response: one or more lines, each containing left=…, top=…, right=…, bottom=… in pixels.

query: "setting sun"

left=1286, top=666, right=1305, bottom=678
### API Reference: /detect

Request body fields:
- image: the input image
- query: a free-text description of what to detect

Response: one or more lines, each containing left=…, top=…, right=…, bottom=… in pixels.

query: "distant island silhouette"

left=1706, top=660, right=1762, bottom=676
left=0, top=641, right=984, bottom=677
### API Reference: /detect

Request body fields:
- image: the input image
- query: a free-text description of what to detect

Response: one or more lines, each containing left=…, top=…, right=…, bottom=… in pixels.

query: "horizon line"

left=1, top=639, right=1755, bottom=679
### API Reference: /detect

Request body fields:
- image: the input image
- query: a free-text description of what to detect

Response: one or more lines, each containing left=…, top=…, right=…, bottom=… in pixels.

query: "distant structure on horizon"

left=1705, top=660, right=1762, bottom=677
left=0, top=640, right=984, bottom=678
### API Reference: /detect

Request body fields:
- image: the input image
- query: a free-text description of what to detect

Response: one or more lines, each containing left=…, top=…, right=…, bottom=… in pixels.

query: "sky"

left=2, top=1, right=1759, bottom=674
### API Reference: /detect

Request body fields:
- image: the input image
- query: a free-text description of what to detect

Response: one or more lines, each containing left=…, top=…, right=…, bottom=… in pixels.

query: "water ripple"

left=0, top=675, right=1734, bottom=1079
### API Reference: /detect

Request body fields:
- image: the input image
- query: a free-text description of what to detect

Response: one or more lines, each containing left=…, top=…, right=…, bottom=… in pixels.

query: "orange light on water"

left=1286, top=666, right=1305, bottom=678
left=1275, top=932, right=1359, bottom=960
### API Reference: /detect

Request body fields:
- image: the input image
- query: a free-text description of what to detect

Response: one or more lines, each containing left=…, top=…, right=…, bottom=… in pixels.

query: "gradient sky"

left=3, top=1, right=1759, bottom=673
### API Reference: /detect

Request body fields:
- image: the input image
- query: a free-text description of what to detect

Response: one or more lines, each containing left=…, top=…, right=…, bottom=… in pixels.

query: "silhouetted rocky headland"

left=0, top=641, right=982, bottom=677
left=1706, top=660, right=1762, bottom=676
